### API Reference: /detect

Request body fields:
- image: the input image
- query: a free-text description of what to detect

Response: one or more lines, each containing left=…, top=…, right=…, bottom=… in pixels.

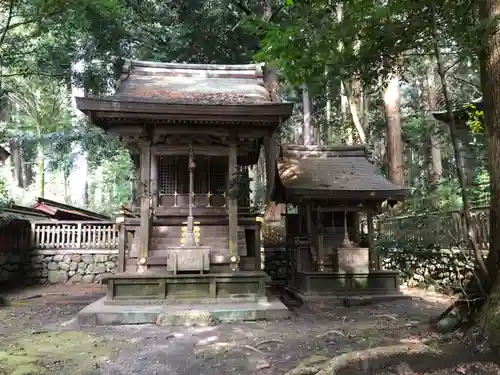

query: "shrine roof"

left=431, top=97, right=482, bottom=124
left=33, top=197, right=110, bottom=221
left=111, top=60, right=272, bottom=105
left=75, top=60, right=293, bottom=129
left=273, top=145, right=408, bottom=202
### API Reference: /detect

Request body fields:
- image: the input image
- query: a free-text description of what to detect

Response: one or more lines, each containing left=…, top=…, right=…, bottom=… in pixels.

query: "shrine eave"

left=75, top=97, right=293, bottom=125
left=273, top=187, right=408, bottom=204
left=294, top=188, right=407, bottom=200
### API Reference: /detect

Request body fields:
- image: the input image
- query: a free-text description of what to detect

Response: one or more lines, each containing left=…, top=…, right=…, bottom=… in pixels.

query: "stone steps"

left=78, top=297, right=291, bottom=326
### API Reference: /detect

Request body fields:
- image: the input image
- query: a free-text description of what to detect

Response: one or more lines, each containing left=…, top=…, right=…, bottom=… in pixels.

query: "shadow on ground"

left=0, top=284, right=497, bottom=375
left=336, top=346, right=500, bottom=375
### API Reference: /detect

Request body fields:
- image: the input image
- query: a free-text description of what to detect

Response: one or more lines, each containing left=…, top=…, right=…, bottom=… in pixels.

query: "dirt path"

left=1, top=285, right=499, bottom=375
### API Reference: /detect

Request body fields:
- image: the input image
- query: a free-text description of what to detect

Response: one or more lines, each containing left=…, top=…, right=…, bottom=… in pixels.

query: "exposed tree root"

left=255, top=339, right=285, bottom=347
left=315, top=329, right=345, bottom=338
left=432, top=276, right=488, bottom=333
left=316, top=343, right=427, bottom=375
left=284, top=344, right=428, bottom=375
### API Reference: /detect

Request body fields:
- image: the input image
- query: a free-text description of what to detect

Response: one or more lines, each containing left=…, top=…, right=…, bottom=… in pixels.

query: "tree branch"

left=0, top=10, right=62, bottom=35
left=2, top=71, right=65, bottom=79
left=234, top=0, right=252, bottom=15
left=444, top=57, right=465, bottom=74
left=450, top=75, right=481, bottom=90
left=0, top=0, right=15, bottom=50
left=269, top=5, right=284, bottom=22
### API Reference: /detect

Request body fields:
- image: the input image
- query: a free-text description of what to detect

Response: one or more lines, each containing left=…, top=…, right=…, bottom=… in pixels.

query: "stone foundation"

left=0, top=249, right=118, bottom=286
left=382, top=248, right=481, bottom=291
left=263, top=246, right=288, bottom=285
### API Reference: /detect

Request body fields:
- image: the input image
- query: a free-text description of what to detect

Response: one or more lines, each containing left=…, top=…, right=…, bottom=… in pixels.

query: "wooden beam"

left=76, top=97, right=293, bottom=117
left=151, top=144, right=257, bottom=156
left=107, top=124, right=273, bottom=138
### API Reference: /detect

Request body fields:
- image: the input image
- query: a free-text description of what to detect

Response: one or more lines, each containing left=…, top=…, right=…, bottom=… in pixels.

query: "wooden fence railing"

left=32, top=221, right=119, bottom=249
left=378, top=206, right=490, bottom=250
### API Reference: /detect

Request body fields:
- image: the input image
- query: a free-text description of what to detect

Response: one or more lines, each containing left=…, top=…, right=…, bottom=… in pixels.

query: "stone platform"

left=78, top=297, right=291, bottom=326
left=103, top=271, right=268, bottom=301
left=288, top=270, right=410, bottom=302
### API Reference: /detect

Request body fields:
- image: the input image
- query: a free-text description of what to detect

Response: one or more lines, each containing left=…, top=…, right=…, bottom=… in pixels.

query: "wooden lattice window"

left=210, top=157, right=227, bottom=194
left=159, top=156, right=176, bottom=194
left=176, top=157, right=189, bottom=194
left=159, top=155, right=227, bottom=195
left=194, top=156, right=209, bottom=194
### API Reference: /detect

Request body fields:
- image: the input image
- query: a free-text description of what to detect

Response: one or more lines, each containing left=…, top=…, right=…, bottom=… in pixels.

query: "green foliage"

left=226, top=171, right=252, bottom=202
left=466, top=103, right=484, bottom=134
left=0, top=175, right=10, bottom=206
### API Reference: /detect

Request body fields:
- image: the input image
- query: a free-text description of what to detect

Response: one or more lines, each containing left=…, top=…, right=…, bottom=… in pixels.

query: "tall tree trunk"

left=340, top=81, right=352, bottom=144
left=434, top=0, right=500, bottom=335
left=302, top=84, right=312, bottom=145
left=21, top=140, right=34, bottom=187
left=37, top=146, right=45, bottom=198
left=9, top=139, right=22, bottom=187
left=383, top=72, right=404, bottom=186
left=431, top=4, right=488, bottom=282
left=426, top=62, right=443, bottom=189
left=325, top=69, right=332, bottom=145
left=64, top=174, right=69, bottom=203
left=362, top=94, right=370, bottom=131
left=479, top=0, right=500, bottom=283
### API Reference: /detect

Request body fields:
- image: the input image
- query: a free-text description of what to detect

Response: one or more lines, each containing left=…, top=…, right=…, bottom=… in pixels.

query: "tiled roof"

left=111, top=60, right=272, bottom=105
left=276, top=145, right=408, bottom=198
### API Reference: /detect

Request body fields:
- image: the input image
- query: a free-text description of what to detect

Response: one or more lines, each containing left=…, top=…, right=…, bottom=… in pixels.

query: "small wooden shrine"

left=272, top=145, right=408, bottom=300
left=76, top=60, right=293, bottom=304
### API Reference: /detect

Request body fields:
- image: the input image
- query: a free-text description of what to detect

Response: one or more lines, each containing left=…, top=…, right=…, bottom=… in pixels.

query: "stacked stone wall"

left=382, top=248, right=481, bottom=292
left=263, top=247, right=288, bottom=285
left=262, top=245, right=482, bottom=293
left=0, top=250, right=118, bottom=286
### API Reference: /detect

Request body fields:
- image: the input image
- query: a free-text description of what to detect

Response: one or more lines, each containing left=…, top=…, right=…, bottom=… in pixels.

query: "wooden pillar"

left=228, top=140, right=239, bottom=271
left=131, top=153, right=140, bottom=205
left=367, top=211, right=379, bottom=271
left=151, top=154, right=158, bottom=209
left=353, top=212, right=360, bottom=243
left=305, top=202, right=316, bottom=269
left=117, top=223, right=126, bottom=272
left=138, top=142, right=151, bottom=273
left=263, top=131, right=277, bottom=204
left=316, top=207, right=325, bottom=271
left=255, top=223, right=262, bottom=271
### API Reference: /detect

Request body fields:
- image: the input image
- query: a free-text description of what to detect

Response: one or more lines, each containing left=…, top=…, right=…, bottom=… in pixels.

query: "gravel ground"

left=1, top=285, right=499, bottom=375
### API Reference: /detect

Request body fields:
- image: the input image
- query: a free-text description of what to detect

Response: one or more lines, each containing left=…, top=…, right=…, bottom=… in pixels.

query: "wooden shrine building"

left=272, top=145, right=408, bottom=300
left=76, top=60, right=293, bottom=306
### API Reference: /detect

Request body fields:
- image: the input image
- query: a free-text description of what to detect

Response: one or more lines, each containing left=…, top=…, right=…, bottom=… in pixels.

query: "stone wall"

left=262, top=245, right=480, bottom=293
left=0, top=249, right=118, bottom=286
left=382, top=248, right=479, bottom=292
left=263, top=247, right=289, bottom=285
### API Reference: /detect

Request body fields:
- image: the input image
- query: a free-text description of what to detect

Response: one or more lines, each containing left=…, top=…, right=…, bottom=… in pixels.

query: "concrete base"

left=78, top=297, right=291, bottom=326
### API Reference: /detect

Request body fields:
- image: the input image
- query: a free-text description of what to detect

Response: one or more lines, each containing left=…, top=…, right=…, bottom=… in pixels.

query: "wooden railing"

left=378, top=206, right=490, bottom=250
left=32, top=221, right=119, bottom=249
left=159, top=193, right=227, bottom=208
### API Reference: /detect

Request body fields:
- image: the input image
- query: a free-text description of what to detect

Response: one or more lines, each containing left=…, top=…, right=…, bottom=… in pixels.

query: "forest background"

left=1, top=0, right=500, bottom=334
